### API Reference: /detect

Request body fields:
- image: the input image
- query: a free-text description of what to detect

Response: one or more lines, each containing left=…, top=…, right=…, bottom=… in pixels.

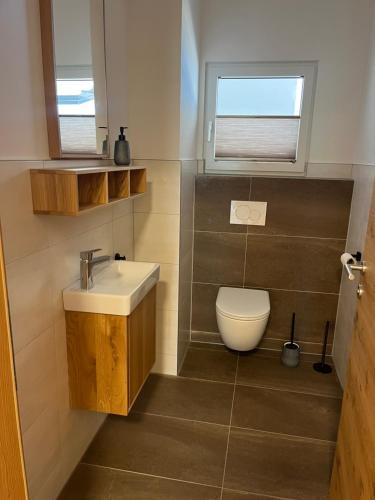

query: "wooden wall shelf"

left=30, top=166, right=146, bottom=216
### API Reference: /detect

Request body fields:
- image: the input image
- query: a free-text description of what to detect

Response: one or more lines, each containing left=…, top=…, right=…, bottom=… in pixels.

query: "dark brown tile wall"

left=192, top=175, right=353, bottom=353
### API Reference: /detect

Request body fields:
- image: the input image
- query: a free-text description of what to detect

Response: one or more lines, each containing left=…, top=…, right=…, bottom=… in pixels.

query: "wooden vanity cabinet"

left=65, top=287, right=156, bottom=415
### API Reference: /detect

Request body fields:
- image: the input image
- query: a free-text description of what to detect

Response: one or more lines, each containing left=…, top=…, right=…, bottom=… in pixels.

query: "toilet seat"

left=216, top=287, right=270, bottom=321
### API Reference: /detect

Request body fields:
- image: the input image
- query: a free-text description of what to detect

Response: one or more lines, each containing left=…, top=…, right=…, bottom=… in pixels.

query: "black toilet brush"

left=313, top=321, right=332, bottom=374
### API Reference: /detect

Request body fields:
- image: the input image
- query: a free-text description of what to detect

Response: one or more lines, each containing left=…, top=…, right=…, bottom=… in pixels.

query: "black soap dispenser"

left=114, top=126, right=131, bottom=165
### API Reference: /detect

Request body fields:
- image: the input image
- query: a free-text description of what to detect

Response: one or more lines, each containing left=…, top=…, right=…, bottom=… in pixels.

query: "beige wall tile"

left=49, top=223, right=114, bottom=319
left=112, top=198, right=134, bottom=220
left=23, top=407, right=62, bottom=500
left=152, top=352, right=178, bottom=376
left=15, top=327, right=57, bottom=433
left=156, top=309, right=178, bottom=356
left=32, top=462, right=64, bottom=500
left=134, top=213, right=180, bottom=264
left=0, top=161, right=49, bottom=263
left=6, top=248, right=54, bottom=353
left=45, top=206, right=113, bottom=246
left=113, top=215, right=134, bottom=260
left=157, top=263, right=179, bottom=311
left=133, top=160, right=181, bottom=214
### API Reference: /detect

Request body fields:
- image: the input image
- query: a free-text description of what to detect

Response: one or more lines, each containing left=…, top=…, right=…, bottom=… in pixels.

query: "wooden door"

left=127, top=286, right=156, bottom=408
left=0, top=229, right=28, bottom=499
left=330, top=186, right=375, bottom=499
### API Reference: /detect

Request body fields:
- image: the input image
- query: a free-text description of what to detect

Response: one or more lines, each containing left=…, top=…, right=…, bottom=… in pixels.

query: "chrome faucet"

left=80, top=248, right=111, bottom=290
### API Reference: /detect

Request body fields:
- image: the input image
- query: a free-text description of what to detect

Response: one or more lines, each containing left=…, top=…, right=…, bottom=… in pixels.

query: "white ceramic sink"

left=63, top=260, right=160, bottom=316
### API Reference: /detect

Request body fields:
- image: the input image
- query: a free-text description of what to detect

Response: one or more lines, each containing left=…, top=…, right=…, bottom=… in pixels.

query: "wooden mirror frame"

left=39, top=0, right=107, bottom=160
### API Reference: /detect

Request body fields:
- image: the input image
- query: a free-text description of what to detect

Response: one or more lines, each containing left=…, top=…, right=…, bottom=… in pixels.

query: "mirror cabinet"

left=39, top=0, right=109, bottom=159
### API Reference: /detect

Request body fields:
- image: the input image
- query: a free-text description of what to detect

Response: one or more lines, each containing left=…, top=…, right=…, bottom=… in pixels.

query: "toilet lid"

left=216, top=287, right=270, bottom=320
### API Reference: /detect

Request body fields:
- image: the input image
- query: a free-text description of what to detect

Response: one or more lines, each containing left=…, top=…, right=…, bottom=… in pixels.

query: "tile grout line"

left=80, top=462, right=222, bottom=491
left=194, top=229, right=347, bottom=241
left=192, top=281, right=340, bottom=296
left=79, top=461, right=318, bottom=500
left=233, top=380, right=342, bottom=400
left=132, top=403, right=338, bottom=445
left=220, top=353, right=239, bottom=499
left=242, top=178, right=252, bottom=287
left=178, top=371, right=342, bottom=400
left=131, top=410, right=231, bottom=429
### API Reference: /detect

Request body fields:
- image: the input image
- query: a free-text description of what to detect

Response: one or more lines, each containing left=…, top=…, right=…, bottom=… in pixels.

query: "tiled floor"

left=59, top=345, right=342, bottom=500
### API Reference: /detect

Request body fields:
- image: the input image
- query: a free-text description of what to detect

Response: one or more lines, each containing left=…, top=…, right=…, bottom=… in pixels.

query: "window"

left=204, top=62, right=317, bottom=174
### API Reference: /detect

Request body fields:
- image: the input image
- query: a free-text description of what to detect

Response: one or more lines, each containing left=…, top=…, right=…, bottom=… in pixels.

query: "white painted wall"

left=334, top=4, right=375, bottom=386
left=0, top=0, right=49, bottom=159
left=355, top=4, right=375, bottom=167
left=197, top=0, right=373, bottom=165
left=124, top=0, right=182, bottom=160
left=180, top=0, right=201, bottom=159
left=105, top=0, right=129, bottom=153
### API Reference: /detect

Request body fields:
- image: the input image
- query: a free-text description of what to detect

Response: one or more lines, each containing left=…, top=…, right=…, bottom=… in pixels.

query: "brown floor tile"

left=245, top=235, right=345, bottom=293
left=237, top=352, right=342, bottom=398
left=110, top=470, right=221, bottom=499
left=232, top=385, right=341, bottom=441
left=223, top=490, right=284, bottom=499
left=132, top=374, right=234, bottom=425
left=193, top=232, right=246, bottom=286
left=224, top=428, right=334, bottom=499
left=83, top=413, right=228, bottom=487
left=58, top=464, right=113, bottom=500
left=179, top=347, right=238, bottom=383
left=249, top=177, right=353, bottom=239
left=195, top=175, right=250, bottom=233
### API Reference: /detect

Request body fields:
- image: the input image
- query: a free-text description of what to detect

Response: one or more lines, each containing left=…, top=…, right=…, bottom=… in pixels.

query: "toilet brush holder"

left=281, top=341, right=300, bottom=368
left=281, top=312, right=300, bottom=367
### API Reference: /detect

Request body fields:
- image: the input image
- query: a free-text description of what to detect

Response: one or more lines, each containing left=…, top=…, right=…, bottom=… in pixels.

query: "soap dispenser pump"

left=114, top=126, right=131, bottom=166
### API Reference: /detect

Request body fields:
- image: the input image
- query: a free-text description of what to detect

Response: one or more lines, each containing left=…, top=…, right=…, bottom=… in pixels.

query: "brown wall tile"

left=250, top=178, right=353, bottom=238
left=195, top=176, right=251, bottom=233
left=264, top=289, right=338, bottom=343
left=245, top=235, right=345, bottom=293
left=191, top=284, right=337, bottom=351
left=194, top=232, right=246, bottom=285
left=192, top=175, right=352, bottom=350
left=192, top=283, right=220, bottom=332
left=258, top=337, right=332, bottom=355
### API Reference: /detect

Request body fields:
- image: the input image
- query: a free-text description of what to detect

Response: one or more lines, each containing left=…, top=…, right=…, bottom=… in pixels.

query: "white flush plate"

left=230, top=201, right=267, bottom=226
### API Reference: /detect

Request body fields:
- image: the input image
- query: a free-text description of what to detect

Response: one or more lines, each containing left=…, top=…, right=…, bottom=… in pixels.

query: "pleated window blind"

left=214, top=77, right=303, bottom=161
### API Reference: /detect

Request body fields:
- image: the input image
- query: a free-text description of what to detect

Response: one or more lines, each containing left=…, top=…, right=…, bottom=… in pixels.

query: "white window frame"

left=203, top=61, right=317, bottom=175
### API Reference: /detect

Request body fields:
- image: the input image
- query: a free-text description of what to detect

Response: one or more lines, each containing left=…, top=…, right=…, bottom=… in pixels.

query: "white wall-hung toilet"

left=216, top=287, right=270, bottom=351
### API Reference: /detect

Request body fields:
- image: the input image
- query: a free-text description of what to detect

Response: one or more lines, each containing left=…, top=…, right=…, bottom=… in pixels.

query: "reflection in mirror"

left=51, top=0, right=108, bottom=156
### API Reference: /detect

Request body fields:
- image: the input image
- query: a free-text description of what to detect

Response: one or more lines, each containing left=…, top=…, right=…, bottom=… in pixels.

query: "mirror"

left=39, top=0, right=109, bottom=158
